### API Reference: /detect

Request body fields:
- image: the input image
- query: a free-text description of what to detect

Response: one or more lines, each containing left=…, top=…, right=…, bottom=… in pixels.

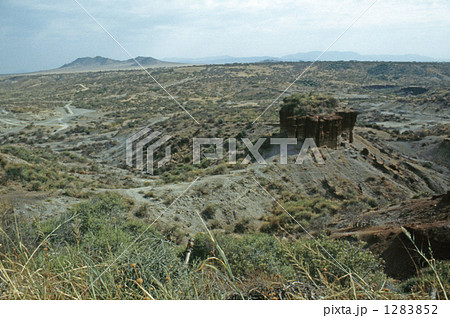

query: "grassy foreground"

left=0, top=193, right=448, bottom=300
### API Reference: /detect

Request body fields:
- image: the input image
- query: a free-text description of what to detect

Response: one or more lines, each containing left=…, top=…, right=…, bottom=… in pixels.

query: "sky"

left=1, top=0, right=449, bottom=74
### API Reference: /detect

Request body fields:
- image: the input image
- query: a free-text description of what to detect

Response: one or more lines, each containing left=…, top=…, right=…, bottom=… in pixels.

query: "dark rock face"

left=333, top=193, right=450, bottom=280
left=280, top=109, right=357, bottom=148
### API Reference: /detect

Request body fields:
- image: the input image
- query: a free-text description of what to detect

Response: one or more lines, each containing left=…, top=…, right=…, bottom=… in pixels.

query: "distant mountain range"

left=164, top=51, right=443, bottom=64
left=46, top=51, right=446, bottom=74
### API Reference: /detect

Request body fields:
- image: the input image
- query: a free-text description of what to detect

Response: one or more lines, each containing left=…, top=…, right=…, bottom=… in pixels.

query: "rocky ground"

left=0, top=61, right=448, bottom=283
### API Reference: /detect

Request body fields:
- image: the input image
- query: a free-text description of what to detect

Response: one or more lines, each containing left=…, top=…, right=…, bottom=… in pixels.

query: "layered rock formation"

left=280, top=109, right=357, bottom=148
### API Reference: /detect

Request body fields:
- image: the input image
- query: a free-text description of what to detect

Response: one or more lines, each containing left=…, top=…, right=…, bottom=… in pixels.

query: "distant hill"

left=165, top=51, right=442, bottom=64
left=31, top=51, right=447, bottom=75
left=163, top=55, right=276, bottom=64
left=60, top=56, right=119, bottom=69
left=52, top=56, right=183, bottom=73
left=280, top=51, right=439, bottom=62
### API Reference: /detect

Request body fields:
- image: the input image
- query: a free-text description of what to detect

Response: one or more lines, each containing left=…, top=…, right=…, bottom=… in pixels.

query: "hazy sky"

left=1, top=0, right=449, bottom=74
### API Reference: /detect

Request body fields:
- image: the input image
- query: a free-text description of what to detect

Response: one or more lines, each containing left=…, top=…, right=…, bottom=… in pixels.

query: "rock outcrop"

left=332, top=192, right=450, bottom=279
left=280, top=109, right=357, bottom=148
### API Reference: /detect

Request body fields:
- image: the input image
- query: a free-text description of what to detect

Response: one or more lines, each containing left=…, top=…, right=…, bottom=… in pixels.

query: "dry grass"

left=0, top=196, right=448, bottom=300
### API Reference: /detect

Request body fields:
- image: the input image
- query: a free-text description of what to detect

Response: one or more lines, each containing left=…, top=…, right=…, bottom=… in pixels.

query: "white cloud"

left=0, top=0, right=449, bottom=73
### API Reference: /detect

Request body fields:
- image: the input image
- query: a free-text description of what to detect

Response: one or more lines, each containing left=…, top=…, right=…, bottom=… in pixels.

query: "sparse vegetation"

left=280, top=93, right=339, bottom=116
left=0, top=61, right=448, bottom=299
left=2, top=198, right=447, bottom=299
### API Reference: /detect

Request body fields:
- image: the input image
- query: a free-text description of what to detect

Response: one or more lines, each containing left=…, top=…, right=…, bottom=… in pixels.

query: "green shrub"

left=192, top=232, right=293, bottom=279
left=143, top=191, right=156, bottom=198
left=74, top=193, right=131, bottom=233
left=262, top=196, right=340, bottom=234
left=367, top=197, right=378, bottom=208
left=191, top=231, right=387, bottom=295
left=40, top=193, right=136, bottom=254
left=201, top=204, right=216, bottom=220
left=280, top=93, right=338, bottom=117
left=285, top=236, right=386, bottom=288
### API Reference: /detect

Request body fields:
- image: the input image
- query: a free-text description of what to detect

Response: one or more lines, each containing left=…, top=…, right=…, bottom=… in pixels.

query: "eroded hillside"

left=0, top=61, right=448, bottom=299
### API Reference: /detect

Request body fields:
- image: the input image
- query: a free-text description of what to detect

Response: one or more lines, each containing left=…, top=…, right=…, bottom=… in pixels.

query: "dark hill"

left=60, top=56, right=120, bottom=69
left=54, top=56, right=183, bottom=73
